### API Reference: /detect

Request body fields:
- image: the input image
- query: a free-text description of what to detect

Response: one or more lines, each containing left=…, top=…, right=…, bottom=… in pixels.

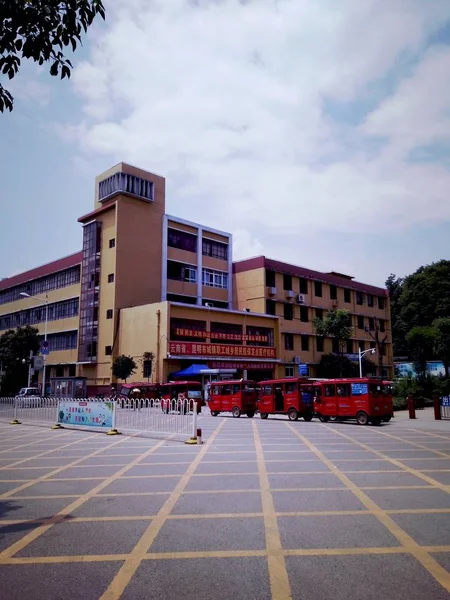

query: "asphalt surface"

left=0, top=411, right=450, bottom=600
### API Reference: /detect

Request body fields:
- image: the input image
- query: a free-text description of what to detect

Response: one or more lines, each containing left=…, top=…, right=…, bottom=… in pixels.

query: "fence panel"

left=440, top=396, right=450, bottom=419
left=115, top=397, right=195, bottom=438
left=0, top=398, right=16, bottom=423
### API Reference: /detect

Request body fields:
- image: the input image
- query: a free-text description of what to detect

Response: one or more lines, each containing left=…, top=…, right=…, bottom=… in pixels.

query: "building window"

left=0, top=297, right=80, bottom=331
left=78, top=221, right=101, bottom=364
left=98, top=172, right=154, bottom=202
left=285, top=365, right=294, bottom=378
left=380, top=320, right=385, bottom=332
left=300, top=306, right=308, bottom=322
left=367, top=294, right=374, bottom=307
left=0, top=266, right=81, bottom=306
left=168, top=261, right=197, bottom=283
left=284, top=333, right=294, bottom=351
left=344, top=288, right=351, bottom=303
left=330, top=285, right=337, bottom=300
left=316, top=308, right=323, bottom=320
left=332, top=338, right=339, bottom=353
left=55, top=365, right=64, bottom=377
left=378, top=296, right=385, bottom=310
left=109, top=238, right=115, bottom=249
left=356, top=291, right=364, bottom=305
left=202, top=239, right=228, bottom=260
left=143, top=359, right=152, bottom=379
left=266, top=270, right=276, bottom=288
left=368, top=317, right=375, bottom=331
left=299, top=278, right=308, bottom=294
left=359, top=341, right=365, bottom=351
left=370, top=341, right=376, bottom=349
left=346, top=339, right=353, bottom=354
left=283, top=274, right=292, bottom=291
left=168, top=228, right=197, bottom=253
left=105, top=345, right=112, bottom=356
left=106, top=309, right=113, bottom=319
left=171, top=318, right=207, bottom=341
left=380, top=344, right=386, bottom=356
left=211, top=322, right=243, bottom=344
left=301, top=335, right=309, bottom=351
left=314, top=281, right=322, bottom=297
left=316, top=337, right=324, bottom=352
left=284, top=303, right=293, bottom=320
left=108, top=273, right=114, bottom=283
left=68, top=364, right=76, bottom=377
left=266, top=299, right=276, bottom=315
left=357, top=315, right=364, bottom=329
left=202, top=268, right=228, bottom=289
left=41, top=330, right=78, bottom=352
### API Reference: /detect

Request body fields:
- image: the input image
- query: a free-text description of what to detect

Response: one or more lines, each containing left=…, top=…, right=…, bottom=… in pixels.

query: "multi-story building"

left=0, top=162, right=392, bottom=395
left=234, top=256, right=393, bottom=378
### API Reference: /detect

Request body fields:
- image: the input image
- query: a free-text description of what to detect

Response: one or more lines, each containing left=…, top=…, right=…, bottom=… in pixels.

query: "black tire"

left=356, top=411, right=369, bottom=425
left=382, top=415, right=392, bottom=422
left=318, top=415, right=330, bottom=423
left=371, top=417, right=382, bottom=426
left=232, top=406, right=241, bottom=418
left=260, top=413, right=268, bottom=419
left=246, top=411, right=255, bottom=418
left=211, top=411, right=219, bottom=417
left=303, top=412, right=313, bottom=422
left=288, top=408, right=299, bottom=421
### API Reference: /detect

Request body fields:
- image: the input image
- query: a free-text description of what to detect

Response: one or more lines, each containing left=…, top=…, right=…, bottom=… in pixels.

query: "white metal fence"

left=0, top=397, right=198, bottom=440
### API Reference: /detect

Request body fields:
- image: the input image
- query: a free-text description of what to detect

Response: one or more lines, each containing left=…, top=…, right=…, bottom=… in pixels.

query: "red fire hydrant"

left=433, top=396, right=441, bottom=420
left=407, top=395, right=416, bottom=419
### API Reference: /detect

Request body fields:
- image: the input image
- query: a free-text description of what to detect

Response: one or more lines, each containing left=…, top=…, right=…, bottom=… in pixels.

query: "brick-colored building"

left=0, top=163, right=392, bottom=395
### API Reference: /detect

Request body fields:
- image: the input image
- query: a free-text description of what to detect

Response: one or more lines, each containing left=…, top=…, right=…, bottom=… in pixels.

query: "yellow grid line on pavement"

left=288, top=424, right=450, bottom=594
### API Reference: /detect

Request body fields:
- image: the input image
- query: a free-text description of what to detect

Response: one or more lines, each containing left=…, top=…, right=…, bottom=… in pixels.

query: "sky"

left=1, top=0, right=450, bottom=287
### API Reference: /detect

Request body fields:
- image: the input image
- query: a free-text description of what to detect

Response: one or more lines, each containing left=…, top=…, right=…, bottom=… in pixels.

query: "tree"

left=112, top=355, right=137, bottom=382
left=388, top=260, right=450, bottom=358
left=0, top=0, right=105, bottom=112
left=365, top=317, right=388, bottom=377
left=0, top=326, right=40, bottom=394
left=313, top=309, right=353, bottom=375
left=432, top=317, right=450, bottom=378
left=405, top=326, right=437, bottom=380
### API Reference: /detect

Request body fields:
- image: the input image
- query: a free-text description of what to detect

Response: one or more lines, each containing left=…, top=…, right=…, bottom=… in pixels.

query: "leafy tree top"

left=0, top=326, right=40, bottom=366
left=313, top=309, right=353, bottom=347
left=0, top=0, right=105, bottom=112
left=112, top=355, right=137, bottom=382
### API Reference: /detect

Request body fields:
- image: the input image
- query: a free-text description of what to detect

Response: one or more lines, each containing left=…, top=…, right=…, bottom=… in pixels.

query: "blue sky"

left=1, top=0, right=450, bottom=287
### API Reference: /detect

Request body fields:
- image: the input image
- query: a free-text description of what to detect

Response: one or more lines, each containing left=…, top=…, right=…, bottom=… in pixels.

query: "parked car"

left=15, top=387, right=42, bottom=408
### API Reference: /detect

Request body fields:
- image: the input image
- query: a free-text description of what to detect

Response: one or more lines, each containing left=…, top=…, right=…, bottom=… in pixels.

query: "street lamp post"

left=359, top=346, right=376, bottom=378
left=20, top=293, right=49, bottom=396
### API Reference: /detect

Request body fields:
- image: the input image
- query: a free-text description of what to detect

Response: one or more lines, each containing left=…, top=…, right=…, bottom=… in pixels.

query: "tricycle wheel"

left=211, top=411, right=219, bottom=417
left=371, top=416, right=382, bottom=426
left=288, top=408, right=299, bottom=421
left=260, top=413, right=268, bottom=419
left=303, top=412, right=313, bottom=422
left=246, top=411, right=255, bottom=418
left=382, top=415, right=391, bottom=422
left=356, top=411, right=369, bottom=425
left=232, top=406, right=241, bottom=418
left=318, top=415, right=329, bottom=423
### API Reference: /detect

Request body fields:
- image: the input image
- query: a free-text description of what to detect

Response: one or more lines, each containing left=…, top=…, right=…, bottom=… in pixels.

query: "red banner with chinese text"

left=211, top=362, right=275, bottom=370
left=174, top=328, right=268, bottom=343
left=168, top=341, right=276, bottom=359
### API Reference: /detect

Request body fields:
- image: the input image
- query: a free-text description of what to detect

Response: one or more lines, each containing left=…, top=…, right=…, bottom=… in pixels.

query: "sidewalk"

left=394, top=407, right=450, bottom=431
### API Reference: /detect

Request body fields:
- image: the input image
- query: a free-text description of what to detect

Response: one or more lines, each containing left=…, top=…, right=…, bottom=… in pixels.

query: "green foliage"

left=432, top=317, right=450, bottom=377
left=313, top=309, right=353, bottom=351
left=0, top=0, right=105, bottom=111
left=393, top=374, right=450, bottom=410
left=405, top=326, right=437, bottom=379
left=387, top=260, right=450, bottom=357
left=0, top=326, right=40, bottom=394
left=112, top=355, right=137, bottom=382
left=316, top=353, right=377, bottom=379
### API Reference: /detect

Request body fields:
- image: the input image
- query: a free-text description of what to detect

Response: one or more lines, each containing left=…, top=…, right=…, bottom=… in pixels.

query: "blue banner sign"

left=351, top=383, right=368, bottom=396
left=298, top=364, right=309, bottom=376
left=441, top=396, right=450, bottom=407
left=57, top=400, right=114, bottom=429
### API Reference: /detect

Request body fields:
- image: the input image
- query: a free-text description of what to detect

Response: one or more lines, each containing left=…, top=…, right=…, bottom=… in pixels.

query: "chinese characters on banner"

left=168, top=341, right=276, bottom=359
left=211, top=362, right=274, bottom=370
left=175, top=328, right=268, bottom=343
left=57, top=401, right=114, bottom=430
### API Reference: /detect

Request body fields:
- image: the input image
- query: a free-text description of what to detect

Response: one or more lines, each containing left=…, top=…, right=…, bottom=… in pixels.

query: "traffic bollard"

left=433, top=396, right=441, bottom=420
left=407, top=395, right=416, bottom=419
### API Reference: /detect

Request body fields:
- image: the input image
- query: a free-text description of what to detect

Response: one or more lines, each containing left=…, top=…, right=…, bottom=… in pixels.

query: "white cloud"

left=62, top=0, right=450, bottom=283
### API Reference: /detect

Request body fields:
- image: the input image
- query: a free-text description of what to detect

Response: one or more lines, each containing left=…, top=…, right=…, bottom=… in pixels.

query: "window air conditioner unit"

left=268, top=287, right=277, bottom=296
left=297, top=294, right=304, bottom=304
left=286, top=290, right=295, bottom=299
left=293, top=356, right=301, bottom=364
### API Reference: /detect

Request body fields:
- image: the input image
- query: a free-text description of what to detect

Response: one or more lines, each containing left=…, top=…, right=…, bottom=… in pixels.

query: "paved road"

left=0, top=414, right=449, bottom=600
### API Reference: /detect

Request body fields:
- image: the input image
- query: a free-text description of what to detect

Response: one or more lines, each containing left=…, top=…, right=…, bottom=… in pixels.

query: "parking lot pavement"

left=0, top=415, right=450, bottom=600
